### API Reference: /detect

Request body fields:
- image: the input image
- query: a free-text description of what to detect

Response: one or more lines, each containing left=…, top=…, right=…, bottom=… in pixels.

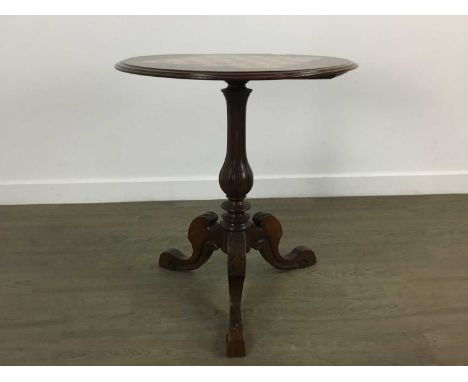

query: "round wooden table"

left=115, top=54, right=358, bottom=357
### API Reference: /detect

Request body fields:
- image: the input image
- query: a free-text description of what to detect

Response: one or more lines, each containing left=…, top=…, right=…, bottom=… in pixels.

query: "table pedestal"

left=159, top=81, right=316, bottom=357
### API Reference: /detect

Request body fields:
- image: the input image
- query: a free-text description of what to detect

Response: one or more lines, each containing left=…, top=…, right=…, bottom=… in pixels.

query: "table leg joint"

left=248, top=211, right=317, bottom=270
left=159, top=211, right=222, bottom=271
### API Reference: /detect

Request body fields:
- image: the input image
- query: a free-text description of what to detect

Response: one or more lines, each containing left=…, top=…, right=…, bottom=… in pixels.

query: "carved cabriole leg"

left=248, top=212, right=316, bottom=270
left=226, top=231, right=247, bottom=357
left=159, top=211, right=221, bottom=271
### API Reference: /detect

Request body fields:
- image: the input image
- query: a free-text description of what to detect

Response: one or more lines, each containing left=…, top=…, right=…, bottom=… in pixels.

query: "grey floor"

left=0, top=195, right=467, bottom=365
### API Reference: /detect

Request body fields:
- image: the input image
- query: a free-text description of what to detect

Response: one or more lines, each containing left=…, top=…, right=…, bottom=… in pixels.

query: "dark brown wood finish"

left=115, top=54, right=357, bottom=357
left=115, top=54, right=357, bottom=81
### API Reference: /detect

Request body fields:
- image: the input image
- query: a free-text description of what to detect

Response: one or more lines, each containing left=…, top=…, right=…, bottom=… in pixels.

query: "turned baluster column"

left=219, top=81, right=253, bottom=357
left=219, top=81, right=253, bottom=231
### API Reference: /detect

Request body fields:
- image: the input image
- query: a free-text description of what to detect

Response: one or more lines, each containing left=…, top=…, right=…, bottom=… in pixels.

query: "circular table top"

left=115, top=54, right=357, bottom=81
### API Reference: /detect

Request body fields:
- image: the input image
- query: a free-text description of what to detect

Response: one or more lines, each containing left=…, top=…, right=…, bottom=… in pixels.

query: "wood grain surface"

left=115, top=54, right=357, bottom=81
left=0, top=195, right=467, bottom=365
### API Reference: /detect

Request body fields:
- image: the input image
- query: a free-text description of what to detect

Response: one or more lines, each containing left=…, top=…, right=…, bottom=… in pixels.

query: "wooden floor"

left=0, top=195, right=467, bottom=365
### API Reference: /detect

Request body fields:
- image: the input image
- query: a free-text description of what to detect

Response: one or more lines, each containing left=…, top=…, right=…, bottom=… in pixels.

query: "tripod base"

left=159, top=210, right=316, bottom=357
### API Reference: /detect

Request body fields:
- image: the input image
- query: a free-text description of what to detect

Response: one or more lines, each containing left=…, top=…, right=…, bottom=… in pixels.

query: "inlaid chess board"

left=139, top=54, right=325, bottom=71
left=116, top=54, right=357, bottom=81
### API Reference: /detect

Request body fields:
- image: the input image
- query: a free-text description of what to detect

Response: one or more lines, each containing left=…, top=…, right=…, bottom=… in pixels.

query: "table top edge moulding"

left=115, top=53, right=358, bottom=81
left=115, top=53, right=357, bottom=358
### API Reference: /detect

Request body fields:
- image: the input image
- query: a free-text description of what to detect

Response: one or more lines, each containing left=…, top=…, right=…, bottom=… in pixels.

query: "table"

left=115, top=54, right=357, bottom=357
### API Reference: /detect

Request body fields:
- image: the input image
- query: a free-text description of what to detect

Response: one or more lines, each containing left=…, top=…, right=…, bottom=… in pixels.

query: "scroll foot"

left=159, top=211, right=221, bottom=271
left=226, top=325, right=246, bottom=357
left=249, top=212, right=316, bottom=270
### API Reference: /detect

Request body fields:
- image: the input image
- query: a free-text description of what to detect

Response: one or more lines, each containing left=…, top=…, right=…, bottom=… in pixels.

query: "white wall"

left=1, top=16, right=467, bottom=204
